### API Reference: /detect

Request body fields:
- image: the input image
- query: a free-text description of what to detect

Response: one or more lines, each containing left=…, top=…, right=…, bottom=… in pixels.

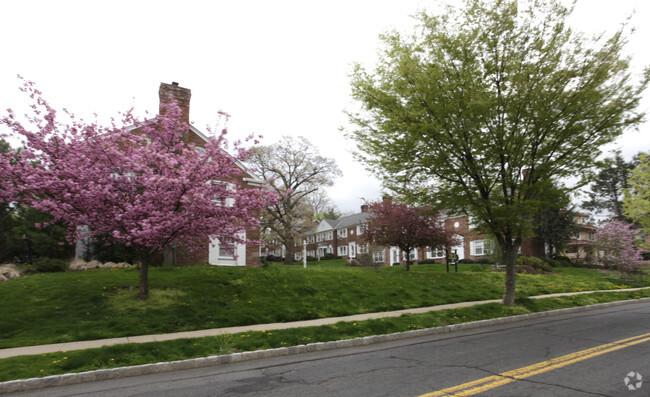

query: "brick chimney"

left=159, top=82, right=191, bottom=125
left=361, top=204, right=369, bottom=213
left=382, top=194, right=393, bottom=204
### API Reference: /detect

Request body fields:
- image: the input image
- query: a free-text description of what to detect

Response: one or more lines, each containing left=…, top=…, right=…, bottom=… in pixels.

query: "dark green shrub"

left=323, top=253, right=337, bottom=260
left=417, top=259, right=439, bottom=264
left=34, top=257, right=68, bottom=273
left=553, top=255, right=573, bottom=266
left=475, top=258, right=492, bottom=265
left=459, top=259, right=475, bottom=264
left=517, top=256, right=544, bottom=268
left=516, top=265, right=537, bottom=274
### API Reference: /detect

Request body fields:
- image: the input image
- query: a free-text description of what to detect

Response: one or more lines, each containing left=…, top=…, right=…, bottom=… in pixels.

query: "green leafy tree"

left=582, top=152, right=636, bottom=220
left=11, top=206, right=75, bottom=261
left=346, top=0, right=648, bottom=305
left=624, top=153, right=650, bottom=248
left=536, top=207, right=579, bottom=259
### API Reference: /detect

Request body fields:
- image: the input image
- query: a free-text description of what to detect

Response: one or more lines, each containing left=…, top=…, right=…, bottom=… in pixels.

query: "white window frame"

left=373, top=250, right=385, bottom=263
left=337, top=228, right=347, bottom=239
left=427, top=246, right=445, bottom=259
left=470, top=240, right=493, bottom=256
left=357, top=224, right=365, bottom=235
left=338, top=245, right=348, bottom=256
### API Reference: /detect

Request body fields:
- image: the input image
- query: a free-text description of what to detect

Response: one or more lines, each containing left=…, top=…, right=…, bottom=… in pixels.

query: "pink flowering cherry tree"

left=595, top=219, right=644, bottom=274
left=1, top=79, right=277, bottom=299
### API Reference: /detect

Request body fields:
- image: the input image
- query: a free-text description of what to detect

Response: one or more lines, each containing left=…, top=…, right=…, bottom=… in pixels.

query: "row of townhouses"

left=264, top=200, right=599, bottom=266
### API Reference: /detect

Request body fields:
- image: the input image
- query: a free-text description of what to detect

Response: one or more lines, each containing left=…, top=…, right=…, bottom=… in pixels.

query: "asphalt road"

left=7, top=300, right=650, bottom=397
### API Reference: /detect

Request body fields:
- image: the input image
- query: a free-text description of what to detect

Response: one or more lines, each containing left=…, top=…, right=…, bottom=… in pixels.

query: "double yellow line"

left=420, top=332, right=650, bottom=396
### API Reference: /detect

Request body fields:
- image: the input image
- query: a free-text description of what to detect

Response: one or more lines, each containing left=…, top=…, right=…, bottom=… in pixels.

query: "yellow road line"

left=420, top=332, right=650, bottom=397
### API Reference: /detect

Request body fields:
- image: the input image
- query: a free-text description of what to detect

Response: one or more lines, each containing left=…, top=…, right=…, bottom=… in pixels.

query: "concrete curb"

left=2, top=296, right=650, bottom=394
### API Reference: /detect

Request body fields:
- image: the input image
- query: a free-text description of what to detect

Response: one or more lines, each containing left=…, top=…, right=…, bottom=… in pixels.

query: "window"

left=211, top=181, right=235, bottom=207
left=427, top=246, right=445, bottom=259
left=358, top=244, right=368, bottom=254
left=470, top=240, right=493, bottom=256
left=218, top=238, right=235, bottom=258
left=403, top=250, right=418, bottom=261
left=357, top=224, right=366, bottom=235
left=337, top=229, right=347, bottom=239
left=338, top=245, right=348, bottom=256
left=373, top=250, right=385, bottom=263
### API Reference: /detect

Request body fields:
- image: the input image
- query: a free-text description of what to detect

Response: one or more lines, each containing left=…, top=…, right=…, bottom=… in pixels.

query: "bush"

left=642, top=251, right=650, bottom=261
left=346, top=259, right=361, bottom=267
left=459, top=259, right=475, bottom=264
left=474, top=258, right=492, bottom=265
left=357, top=253, right=374, bottom=267
left=553, top=255, right=573, bottom=266
left=34, top=257, right=68, bottom=273
left=322, top=253, right=338, bottom=260
left=517, top=256, right=553, bottom=273
left=417, top=259, right=439, bottom=264
left=516, top=265, right=537, bottom=274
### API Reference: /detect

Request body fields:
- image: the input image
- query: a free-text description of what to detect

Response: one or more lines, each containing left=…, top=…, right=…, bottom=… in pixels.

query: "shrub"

left=34, top=257, right=68, bottom=273
left=346, top=259, right=361, bottom=267
left=459, top=259, right=475, bottom=264
left=474, top=258, right=492, bottom=265
left=417, top=259, right=439, bottom=264
left=553, top=255, right=573, bottom=266
left=516, top=256, right=553, bottom=273
left=517, top=255, right=544, bottom=268
left=322, top=253, right=338, bottom=260
left=356, top=253, right=374, bottom=267
left=516, top=265, right=537, bottom=274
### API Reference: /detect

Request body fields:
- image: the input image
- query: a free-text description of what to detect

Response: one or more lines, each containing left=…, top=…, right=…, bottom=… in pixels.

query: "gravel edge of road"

left=3, top=297, right=650, bottom=394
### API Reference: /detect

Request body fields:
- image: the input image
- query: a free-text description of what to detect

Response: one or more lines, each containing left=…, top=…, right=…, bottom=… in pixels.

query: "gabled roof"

left=334, top=212, right=372, bottom=230
left=315, top=218, right=338, bottom=233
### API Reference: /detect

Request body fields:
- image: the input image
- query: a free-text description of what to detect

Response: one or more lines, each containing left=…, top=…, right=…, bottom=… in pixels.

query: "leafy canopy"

left=624, top=152, right=650, bottom=244
left=347, top=0, right=648, bottom=304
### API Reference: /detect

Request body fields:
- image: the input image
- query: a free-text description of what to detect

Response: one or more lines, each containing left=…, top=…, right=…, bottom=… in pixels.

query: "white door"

left=349, top=242, right=356, bottom=258
left=390, top=247, right=400, bottom=265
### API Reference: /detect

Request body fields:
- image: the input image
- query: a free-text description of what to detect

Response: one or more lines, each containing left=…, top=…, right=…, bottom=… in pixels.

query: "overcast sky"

left=1, top=0, right=648, bottom=214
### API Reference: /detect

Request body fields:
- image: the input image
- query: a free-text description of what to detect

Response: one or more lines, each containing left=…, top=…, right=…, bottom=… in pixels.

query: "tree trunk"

left=139, top=259, right=149, bottom=300
left=284, top=244, right=294, bottom=265
left=502, top=246, right=517, bottom=306
left=137, top=249, right=154, bottom=300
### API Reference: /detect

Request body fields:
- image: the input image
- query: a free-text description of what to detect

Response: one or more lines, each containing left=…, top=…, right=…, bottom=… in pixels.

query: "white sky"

left=1, top=0, right=648, bottom=214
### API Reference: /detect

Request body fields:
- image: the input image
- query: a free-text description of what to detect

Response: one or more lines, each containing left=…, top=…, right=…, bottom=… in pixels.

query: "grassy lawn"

left=1, top=288, right=649, bottom=382
left=0, top=260, right=643, bottom=351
